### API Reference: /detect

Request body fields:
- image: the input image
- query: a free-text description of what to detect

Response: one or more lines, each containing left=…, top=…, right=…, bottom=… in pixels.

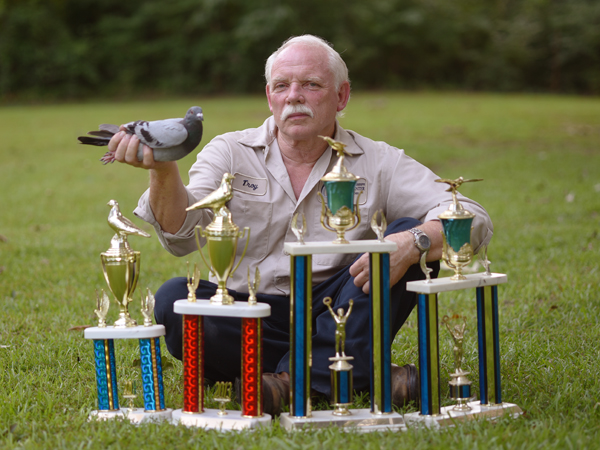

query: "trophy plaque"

left=187, top=173, right=250, bottom=305
left=318, top=136, right=361, bottom=244
left=84, top=200, right=171, bottom=423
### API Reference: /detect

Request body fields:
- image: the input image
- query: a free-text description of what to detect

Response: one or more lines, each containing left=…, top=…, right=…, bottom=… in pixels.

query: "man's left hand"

left=349, top=221, right=443, bottom=294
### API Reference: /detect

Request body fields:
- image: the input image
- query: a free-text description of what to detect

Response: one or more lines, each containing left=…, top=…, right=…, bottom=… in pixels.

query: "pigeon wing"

left=125, top=118, right=187, bottom=148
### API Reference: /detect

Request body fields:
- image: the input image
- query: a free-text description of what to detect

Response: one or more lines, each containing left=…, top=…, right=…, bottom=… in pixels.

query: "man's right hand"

left=108, top=128, right=161, bottom=170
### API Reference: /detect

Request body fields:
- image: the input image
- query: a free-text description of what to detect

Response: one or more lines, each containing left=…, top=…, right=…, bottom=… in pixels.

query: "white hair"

left=265, top=35, right=350, bottom=91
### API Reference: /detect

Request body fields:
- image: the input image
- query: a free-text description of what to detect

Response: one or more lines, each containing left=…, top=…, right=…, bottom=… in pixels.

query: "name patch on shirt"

left=319, top=178, right=368, bottom=205
left=232, top=173, right=268, bottom=196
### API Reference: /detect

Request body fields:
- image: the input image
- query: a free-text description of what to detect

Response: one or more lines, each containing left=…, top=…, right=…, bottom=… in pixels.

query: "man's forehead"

left=271, top=45, right=333, bottom=81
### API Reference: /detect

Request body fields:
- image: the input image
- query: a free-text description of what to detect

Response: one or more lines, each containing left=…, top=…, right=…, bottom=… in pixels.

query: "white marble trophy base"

left=89, top=408, right=173, bottom=423
left=84, top=324, right=166, bottom=340
left=174, top=300, right=271, bottom=318
left=406, top=272, right=508, bottom=294
left=403, top=401, right=522, bottom=428
left=284, top=239, right=397, bottom=256
left=171, top=409, right=272, bottom=430
left=280, top=409, right=406, bottom=432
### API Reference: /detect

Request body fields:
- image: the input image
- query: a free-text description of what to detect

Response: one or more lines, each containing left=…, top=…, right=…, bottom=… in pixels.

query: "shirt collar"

left=237, top=116, right=365, bottom=157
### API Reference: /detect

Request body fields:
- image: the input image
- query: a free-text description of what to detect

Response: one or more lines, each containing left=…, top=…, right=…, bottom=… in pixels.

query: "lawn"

left=1, top=92, right=600, bottom=449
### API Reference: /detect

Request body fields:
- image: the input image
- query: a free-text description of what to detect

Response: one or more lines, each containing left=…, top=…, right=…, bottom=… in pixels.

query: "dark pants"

left=154, top=217, right=439, bottom=397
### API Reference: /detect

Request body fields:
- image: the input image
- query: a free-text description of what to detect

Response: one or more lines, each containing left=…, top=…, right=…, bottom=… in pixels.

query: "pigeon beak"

left=197, top=113, right=204, bottom=121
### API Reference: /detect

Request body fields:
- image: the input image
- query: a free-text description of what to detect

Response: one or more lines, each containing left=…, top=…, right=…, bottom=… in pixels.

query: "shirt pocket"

left=227, top=198, right=272, bottom=261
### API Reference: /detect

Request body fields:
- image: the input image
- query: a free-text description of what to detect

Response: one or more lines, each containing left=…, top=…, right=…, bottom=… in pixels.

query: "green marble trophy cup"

left=318, top=136, right=361, bottom=244
left=436, top=177, right=482, bottom=280
left=187, top=173, right=250, bottom=305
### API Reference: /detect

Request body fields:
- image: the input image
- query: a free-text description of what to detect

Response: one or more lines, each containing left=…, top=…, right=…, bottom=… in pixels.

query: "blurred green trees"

left=1, top=0, right=599, bottom=100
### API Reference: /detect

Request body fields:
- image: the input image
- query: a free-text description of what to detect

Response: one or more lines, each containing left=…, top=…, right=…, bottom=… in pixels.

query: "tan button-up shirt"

left=135, top=117, right=493, bottom=296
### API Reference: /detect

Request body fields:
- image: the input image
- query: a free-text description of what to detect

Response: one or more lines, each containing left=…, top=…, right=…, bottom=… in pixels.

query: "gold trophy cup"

left=187, top=173, right=250, bottom=305
left=101, top=199, right=150, bottom=327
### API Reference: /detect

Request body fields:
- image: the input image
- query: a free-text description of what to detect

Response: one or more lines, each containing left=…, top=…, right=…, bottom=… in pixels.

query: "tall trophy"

left=85, top=200, right=171, bottom=423
left=100, top=199, right=150, bottom=327
left=442, top=314, right=472, bottom=411
left=436, top=177, right=482, bottom=280
left=318, top=136, right=361, bottom=244
left=186, top=173, right=250, bottom=304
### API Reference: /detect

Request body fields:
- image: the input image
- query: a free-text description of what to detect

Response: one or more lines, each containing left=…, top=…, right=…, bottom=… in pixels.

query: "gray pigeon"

left=78, top=106, right=204, bottom=164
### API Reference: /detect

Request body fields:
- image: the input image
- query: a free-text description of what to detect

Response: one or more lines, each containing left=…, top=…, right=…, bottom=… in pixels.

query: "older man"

left=109, top=35, right=493, bottom=415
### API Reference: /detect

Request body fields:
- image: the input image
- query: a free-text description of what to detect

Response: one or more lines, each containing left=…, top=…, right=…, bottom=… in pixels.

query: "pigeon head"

left=187, top=106, right=204, bottom=122
left=107, top=199, right=119, bottom=208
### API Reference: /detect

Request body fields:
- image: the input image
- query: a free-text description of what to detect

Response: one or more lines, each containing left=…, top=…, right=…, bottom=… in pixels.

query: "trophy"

left=442, top=314, right=472, bottom=411
left=187, top=261, right=201, bottom=302
left=213, top=382, right=232, bottom=416
left=318, top=136, right=361, bottom=244
left=100, top=199, right=150, bottom=327
left=187, top=173, right=250, bottom=305
left=436, top=177, right=482, bottom=280
left=324, top=297, right=354, bottom=416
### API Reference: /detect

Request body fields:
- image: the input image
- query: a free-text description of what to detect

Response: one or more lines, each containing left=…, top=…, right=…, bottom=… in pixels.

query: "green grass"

left=1, top=92, right=600, bottom=449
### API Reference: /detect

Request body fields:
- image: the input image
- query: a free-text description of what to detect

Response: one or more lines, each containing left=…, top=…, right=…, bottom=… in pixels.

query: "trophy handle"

left=194, top=226, right=215, bottom=277
left=318, top=192, right=336, bottom=232
left=230, top=227, right=251, bottom=277
left=346, top=190, right=362, bottom=233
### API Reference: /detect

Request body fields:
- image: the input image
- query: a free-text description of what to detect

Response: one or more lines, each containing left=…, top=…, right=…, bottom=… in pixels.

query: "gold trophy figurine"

left=318, top=136, right=362, bottom=244
left=187, top=261, right=201, bottom=302
left=291, top=212, right=307, bottom=245
left=370, top=210, right=387, bottom=242
left=100, top=199, right=150, bottom=327
left=324, top=297, right=355, bottom=416
left=436, top=177, right=483, bottom=280
left=94, top=290, right=110, bottom=328
left=442, top=314, right=473, bottom=411
left=187, top=173, right=250, bottom=305
left=140, top=288, right=155, bottom=327
left=247, top=267, right=260, bottom=306
left=214, top=382, right=232, bottom=416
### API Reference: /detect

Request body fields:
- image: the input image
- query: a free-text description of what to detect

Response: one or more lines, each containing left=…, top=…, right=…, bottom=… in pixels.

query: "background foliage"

left=1, top=0, right=599, bottom=100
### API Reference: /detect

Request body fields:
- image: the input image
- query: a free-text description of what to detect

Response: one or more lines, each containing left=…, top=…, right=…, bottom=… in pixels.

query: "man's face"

left=266, top=44, right=350, bottom=143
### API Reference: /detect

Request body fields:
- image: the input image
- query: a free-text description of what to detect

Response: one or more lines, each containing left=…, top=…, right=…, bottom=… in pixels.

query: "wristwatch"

left=408, top=228, right=433, bottom=282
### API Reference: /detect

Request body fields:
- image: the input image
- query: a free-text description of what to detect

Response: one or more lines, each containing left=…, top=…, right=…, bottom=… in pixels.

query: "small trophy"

left=100, top=199, right=150, bottom=327
left=187, top=173, right=250, bottom=305
left=370, top=210, right=387, bottom=242
left=479, top=244, right=492, bottom=276
left=324, top=297, right=354, bottom=416
left=247, top=267, right=260, bottom=306
left=436, top=177, right=482, bottom=280
left=442, top=314, right=472, bottom=411
left=318, top=136, right=361, bottom=244
left=291, top=212, right=307, bottom=245
left=140, top=288, right=155, bottom=327
left=187, top=261, right=201, bottom=302
left=213, top=382, right=232, bottom=416
left=94, top=290, right=110, bottom=328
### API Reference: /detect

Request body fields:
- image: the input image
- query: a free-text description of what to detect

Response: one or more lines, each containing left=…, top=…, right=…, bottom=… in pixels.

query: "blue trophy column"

left=139, top=337, right=166, bottom=412
left=417, top=293, right=441, bottom=416
left=93, top=339, right=119, bottom=411
left=369, top=252, right=392, bottom=414
left=476, top=285, right=502, bottom=405
left=290, top=255, right=312, bottom=418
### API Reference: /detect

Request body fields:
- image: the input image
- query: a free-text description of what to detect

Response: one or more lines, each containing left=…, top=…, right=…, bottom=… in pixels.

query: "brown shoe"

left=262, top=372, right=290, bottom=417
left=391, top=363, right=420, bottom=407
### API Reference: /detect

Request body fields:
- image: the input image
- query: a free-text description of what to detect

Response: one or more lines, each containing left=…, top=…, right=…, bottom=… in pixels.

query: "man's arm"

left=349, top=220, right=443, bottom=294
left=108, top=131, right=188, bottom=234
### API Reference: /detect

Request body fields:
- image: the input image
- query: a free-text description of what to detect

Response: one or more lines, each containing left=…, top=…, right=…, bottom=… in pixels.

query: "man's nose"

left=286, top=82, right=305, bottom=103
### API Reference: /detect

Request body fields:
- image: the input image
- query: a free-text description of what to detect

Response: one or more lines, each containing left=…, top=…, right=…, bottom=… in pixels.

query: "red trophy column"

left=241, top=317, right=263, bottom=417
left=183, top=314, right=204, bottom=413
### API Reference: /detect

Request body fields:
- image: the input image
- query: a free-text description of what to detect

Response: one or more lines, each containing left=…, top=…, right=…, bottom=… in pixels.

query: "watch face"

left=417, top=234, right=431, bottom=250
